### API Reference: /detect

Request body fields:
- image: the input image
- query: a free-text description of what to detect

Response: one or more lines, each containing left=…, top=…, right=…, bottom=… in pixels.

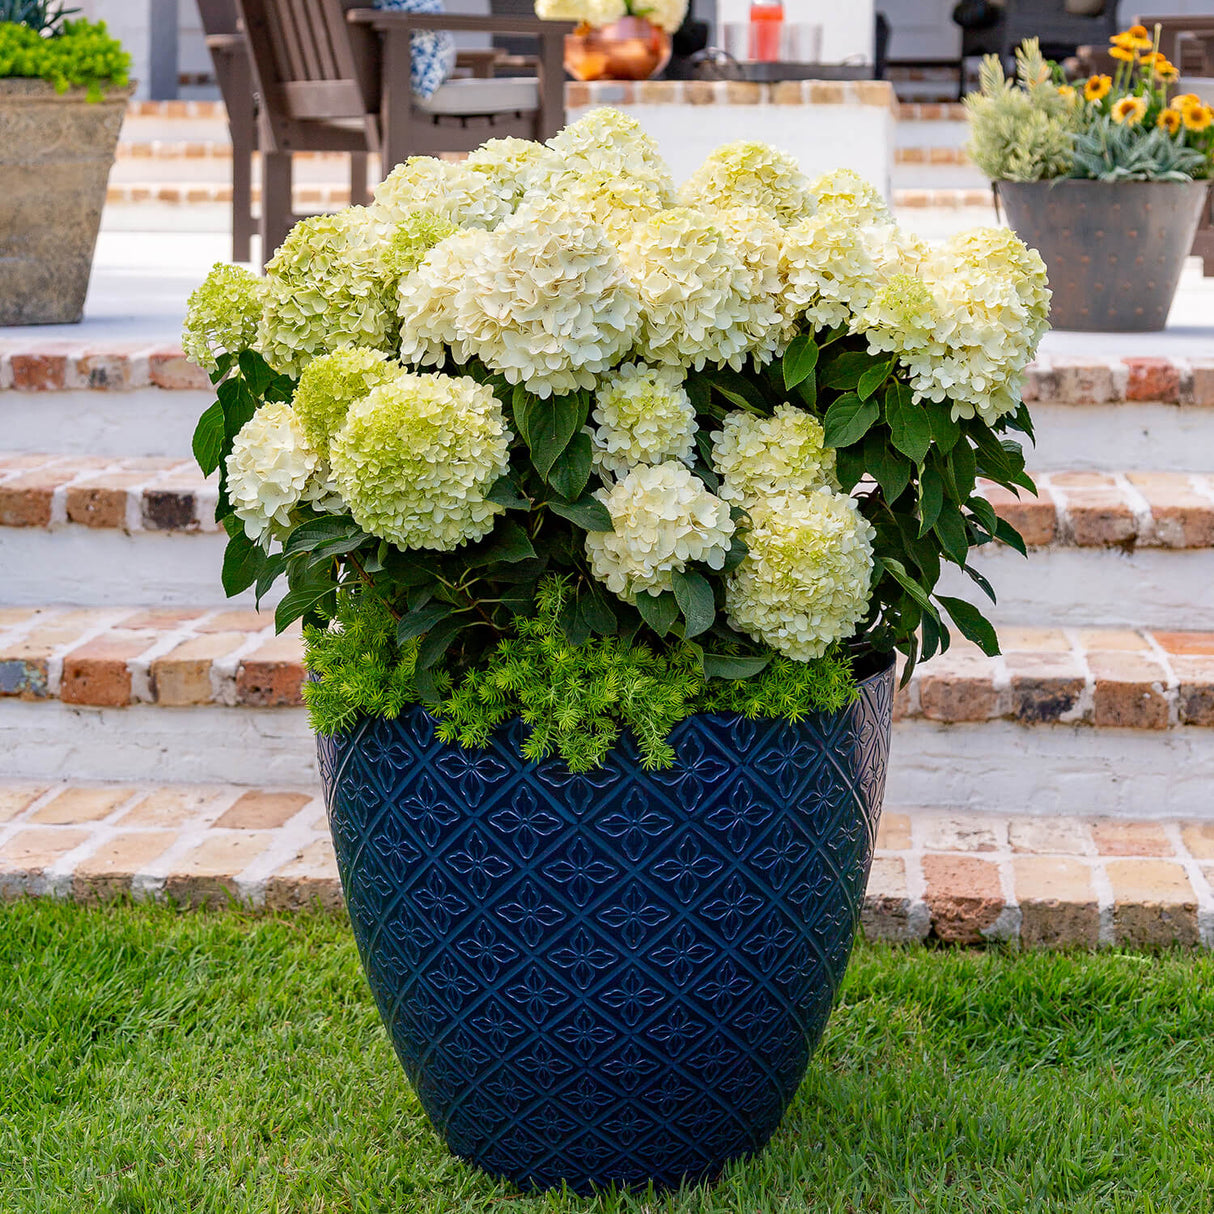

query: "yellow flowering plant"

left=186, top=111, right=1046, bottom=768
left=968, top=32, right=1214, bottom=183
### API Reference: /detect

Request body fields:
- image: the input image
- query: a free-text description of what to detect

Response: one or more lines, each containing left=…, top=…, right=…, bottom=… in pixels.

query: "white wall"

left=715, top=0, right=876, bottom=63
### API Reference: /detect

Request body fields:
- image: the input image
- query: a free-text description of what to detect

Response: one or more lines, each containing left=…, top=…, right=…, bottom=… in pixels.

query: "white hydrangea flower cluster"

left=546, top=108, right=676, bottom=205
left=400, top=198, right=641, bottom=397
left=680, top=141, right=811, bottom=225
left=371, top=156, right=512, bottom=230
left=586, top=463, right=735, bottom=599
left=329, top=371, right=511, bottom=551
left=258, top=208, right=396, bottom=377
left=591, top=362, right=697, bottom=477
left=465, top=137, right=565, bottom=207
left=726, top=490, right=876, bottom=661
left=620, top=207, right=751, bottom=370
left=535, top=0, right=627, bottom=26
left=292, top=346, right=394, bottom=457
left=807, top=168, right=891, bottom=225
left=225, top=402, right=320, bottom=545
left=711, top=405, right=837, bottom=505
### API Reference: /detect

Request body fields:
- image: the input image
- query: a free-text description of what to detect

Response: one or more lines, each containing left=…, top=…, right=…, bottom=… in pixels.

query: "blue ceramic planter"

left=318, top=658, right=893, bottom=1193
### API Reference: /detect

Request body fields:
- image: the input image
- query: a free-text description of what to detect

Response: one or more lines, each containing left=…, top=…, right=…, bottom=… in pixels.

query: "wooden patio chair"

left=233, top=0, right=571, bottom=262
left=198, top=0, right=259, bottom=262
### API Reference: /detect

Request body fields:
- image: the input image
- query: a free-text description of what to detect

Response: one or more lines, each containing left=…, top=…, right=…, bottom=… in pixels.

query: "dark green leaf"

left=510, top=384, right=532, bottom=448
left=925, top=400, right=961, bottom=453
left=821, top=350, right=872, bottom=391
left=857, top=359, right=891, bottom=402
left=702, top=653, right=773, bottom=680
left=413, top=663, right=443, bottom=707
left=995, top=517, right=1028, bottom=557
left=634, top=591, right=679, bottom=637
left=882, top=557, right=939, bottom=617
left=950, top=441, right=978, bottom=499
left=966, top=495, right=999, bottom=536
left=582, top=586, right=618, bottom=635
left=274, top=582, right=331, bottom=634
left=835, top=445, right=866, bottom=492
left=547, top=430, right=593, bottom=500
left=526, top=392, right=584, bottom=480
left=864, top=431, right=911, bottom=503
left=792, top=372, right=817, bottom=410
left=485, top=475, right=530, bottom=510
left=255, top=552, right=288, bottom=608
left=823, top=393, right=879, bottom=449
left=934, top=504, right=970, bottom=566
left=917, top=468, right=944, bottom=537
left=209, top=352, right=236, bottom=383
left=964, top=563, right=997, bottom=604
left=782, top=334, right=819, bottom=389
left=237, top=350, right=276, bottom=396
left=221, top=529, right=266, bottom=598
left=548, top=496, right=612, bottom=532
left=284, top=516, right=365, bottom=557
left=721, top=535, right=748, bottom=574
left=397, top=604, right=454, bottom=644
left=483, top=519, right=536, bottom=564
left=416, top=616, right=464, bottom=671
left=920, top=608, right=947, bottom=662
left=192, top=401, right=226, bottom=476
left=671, top=569, right=715, bottom=639
left=708, top=367, right=773, bottom=414
left=937, top=595, right=1000, bottom=656
left=885, top=382, right=931, bottom=465
left=558, top=595, right=592, bottom=645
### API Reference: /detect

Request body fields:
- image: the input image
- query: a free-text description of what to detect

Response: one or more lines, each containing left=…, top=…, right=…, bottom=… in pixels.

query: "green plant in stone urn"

left=0, top=2, right=130, bottom=325
left=183, top=110, right=1048, bottom=1191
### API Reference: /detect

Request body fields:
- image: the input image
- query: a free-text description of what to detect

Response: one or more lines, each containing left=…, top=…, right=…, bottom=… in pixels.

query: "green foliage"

left=965, top=41, right=1079, bottom=182
left=1071, top=114, right=1208, bottom=181
left=0, top=17, right=129, bottom=98
left=304, top=578, right=857, bottom=772
left=0, top=0, right=76, bottom=32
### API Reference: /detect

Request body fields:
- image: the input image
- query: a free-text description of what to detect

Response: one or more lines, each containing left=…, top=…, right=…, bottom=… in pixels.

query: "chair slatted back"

left=236, top=0, right=372, bottom=148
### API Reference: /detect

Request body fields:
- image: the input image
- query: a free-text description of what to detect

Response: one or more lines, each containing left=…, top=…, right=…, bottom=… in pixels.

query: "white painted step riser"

left=119, top=117, right=232, bottom=144
left=4, top=390, right=208, bottom=458
left=944, top=548, right=1214, bottom=631
left=108, top=158, right=373, bottom=187
left=0, top=531, right=271, bottom=608
left=1029, top=403, right=1214, bottom=473
left=5, top=702, right=1213, bottom=821
left=10, top=394, right=1214, bottom=474
left=894, top=120, right=969, bottom=148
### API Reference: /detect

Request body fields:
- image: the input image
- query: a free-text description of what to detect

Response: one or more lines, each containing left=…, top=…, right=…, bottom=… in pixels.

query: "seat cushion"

left=414, top=75, right=540, bottom=115
left=375, top=0, right=457, bottom=99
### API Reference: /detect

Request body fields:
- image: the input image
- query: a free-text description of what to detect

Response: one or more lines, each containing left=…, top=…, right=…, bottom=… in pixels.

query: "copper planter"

left=564, top=16, right=672, bottom=83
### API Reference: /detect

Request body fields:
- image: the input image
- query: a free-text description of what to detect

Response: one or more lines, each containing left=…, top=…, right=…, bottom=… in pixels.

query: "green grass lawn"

left=2, top=901, right=1213, bottom=1214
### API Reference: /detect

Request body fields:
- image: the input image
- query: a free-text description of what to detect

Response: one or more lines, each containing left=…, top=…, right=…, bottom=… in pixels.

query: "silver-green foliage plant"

left=966, top=40, right=1079, bottom=181
left=1071, top=114, right=1207, bottom=181
left=0, top=0, right=78, bottom=32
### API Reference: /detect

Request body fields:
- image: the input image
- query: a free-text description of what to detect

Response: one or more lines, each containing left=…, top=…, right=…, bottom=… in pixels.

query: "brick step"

left=2, top=784, right=1210, bottom=948
left=2, top=608, right=1213, bottom=816
left=4, top=346, right=1214, bottom=472
left=3, top=453, right=1214, bottom=620
left=106, top=182, right=355, bottom=208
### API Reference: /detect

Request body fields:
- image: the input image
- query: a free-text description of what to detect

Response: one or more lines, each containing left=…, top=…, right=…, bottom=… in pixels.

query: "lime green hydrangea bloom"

left=329, top=371, right=512, bottom=551
left=711, top=404, right=838, bottom=507
left=258, top=207, right=395, bottom=377
left=679, top=141, right=812, bottom=226
left=380, top=211, right=461, bottom=287
left=590, top=362, right=697, bottom=477
left=292, top=347, right=395, bottom=458
left=727, top=489, right=875, bottom=661
left=181, top=263, right=265, bottom=371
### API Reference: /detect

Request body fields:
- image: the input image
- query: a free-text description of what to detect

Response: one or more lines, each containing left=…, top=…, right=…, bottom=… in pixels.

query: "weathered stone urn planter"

left=0, top=79, right=132, bottom=326
left=318, top=658, right=894, bottom=1193
left=996, top=179, right=1210, bottom=332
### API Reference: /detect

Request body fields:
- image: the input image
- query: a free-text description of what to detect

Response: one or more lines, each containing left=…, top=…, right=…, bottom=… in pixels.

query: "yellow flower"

left=1058, top=84, right=1076, bottom=101
left=1112, top=24, right=1153, bottom=52
left=1184, top=104, right=1214, bottom=132
left=1109, top=45, right=1137, bottom=63
left=1084, top=74, right=1112, bottom=102
left=1157, top=108, right=1182, bottom=134
left=1157, top=62, right=1180, bottom=82
left=1170, top=92, right=1202, bottom=113
left=1111, top=96, right=1149, bottom=125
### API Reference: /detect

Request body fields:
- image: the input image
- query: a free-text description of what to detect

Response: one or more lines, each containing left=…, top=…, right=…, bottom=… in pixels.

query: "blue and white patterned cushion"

left=374, top=0, right=457, bottom=100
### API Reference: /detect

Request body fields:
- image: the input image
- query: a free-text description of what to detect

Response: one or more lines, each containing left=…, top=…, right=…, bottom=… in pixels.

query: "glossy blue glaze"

left=318, top=660, right=893, bottom=1194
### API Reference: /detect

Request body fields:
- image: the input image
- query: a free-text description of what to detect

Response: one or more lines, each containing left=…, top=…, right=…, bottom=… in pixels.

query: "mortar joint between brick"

left=1062, top=628, right=1096, bottom=724
left=1111, top=471, right=1153, bottom=543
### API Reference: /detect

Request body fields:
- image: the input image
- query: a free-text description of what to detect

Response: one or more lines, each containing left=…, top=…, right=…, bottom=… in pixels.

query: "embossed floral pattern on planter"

left=319, top=661, right=892, bottom=1193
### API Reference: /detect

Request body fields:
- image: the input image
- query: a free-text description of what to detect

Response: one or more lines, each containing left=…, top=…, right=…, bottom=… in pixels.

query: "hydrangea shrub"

left=186, top=108, right=1046, bottom=769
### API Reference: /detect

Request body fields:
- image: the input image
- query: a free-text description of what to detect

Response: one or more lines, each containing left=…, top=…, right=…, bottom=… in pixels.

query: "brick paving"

left=6, top=454, right=1214, bottom=551
left=2, top=783, right=1210, bottom=944
left=2, top=606, right=1210, bottom=726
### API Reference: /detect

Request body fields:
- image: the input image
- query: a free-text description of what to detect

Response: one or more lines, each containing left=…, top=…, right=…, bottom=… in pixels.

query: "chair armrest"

left=347, top=10, right=576, bottom=38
